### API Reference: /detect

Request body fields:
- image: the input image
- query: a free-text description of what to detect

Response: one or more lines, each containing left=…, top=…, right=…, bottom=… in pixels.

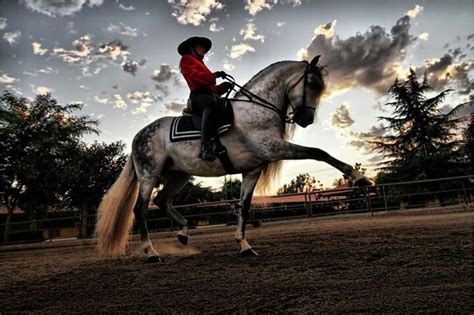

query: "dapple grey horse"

left=95, top=55, right=371, bottom=262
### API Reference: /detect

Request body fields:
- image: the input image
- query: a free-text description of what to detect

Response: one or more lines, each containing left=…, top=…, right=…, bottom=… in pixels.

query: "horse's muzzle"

left=294, top=108, right=314, bottom=127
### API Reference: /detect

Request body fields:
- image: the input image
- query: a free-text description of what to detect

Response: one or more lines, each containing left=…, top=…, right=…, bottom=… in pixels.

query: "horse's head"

left=286, top=55, right=325, bottom=127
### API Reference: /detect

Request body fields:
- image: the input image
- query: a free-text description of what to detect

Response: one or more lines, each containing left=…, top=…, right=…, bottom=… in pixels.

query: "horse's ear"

left=310, top=55, right=321, bottom=68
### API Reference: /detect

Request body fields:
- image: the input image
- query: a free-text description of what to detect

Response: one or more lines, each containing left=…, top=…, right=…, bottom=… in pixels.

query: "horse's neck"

left=233, top=61, right=297, bottom=116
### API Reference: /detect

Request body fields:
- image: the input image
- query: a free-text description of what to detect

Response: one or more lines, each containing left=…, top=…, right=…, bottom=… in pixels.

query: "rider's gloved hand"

left=221, top=81, right=233, bottom=92
left=214, top=71, right=227, bottom=79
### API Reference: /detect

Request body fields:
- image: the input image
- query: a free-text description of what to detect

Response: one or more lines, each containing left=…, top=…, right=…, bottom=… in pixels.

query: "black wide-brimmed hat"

left=178, top=37, right=212, bottom=56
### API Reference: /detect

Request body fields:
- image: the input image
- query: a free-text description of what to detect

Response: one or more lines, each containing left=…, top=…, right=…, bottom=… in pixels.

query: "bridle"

left=225, top=60, right=320, bottom=124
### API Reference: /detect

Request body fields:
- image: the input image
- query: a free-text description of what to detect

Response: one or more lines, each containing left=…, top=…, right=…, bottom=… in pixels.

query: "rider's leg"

left=193, top=92, right=218, bottom=160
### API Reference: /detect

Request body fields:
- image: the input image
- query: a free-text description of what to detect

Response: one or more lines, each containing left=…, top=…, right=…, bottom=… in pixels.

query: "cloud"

left=118, top=3, right=135, bottom=11
left=223, top=61, right=235, bottom=71
left=209, top=22, right=224, bottom=32
left=245, top=0, right=272, bottom=16
left=97, top=39, right=129, bottom=60
left=50, top=36, right=133, bottom=77
left=127, top=91, right=160, bottom=115
left=3, top=31, right=21, bottom=45
left=67, top=21, right=78, bottom=34
left=127, top=91, right=158, bottom=104
left=35, top=86, right=52, bottom=95
left=113, top=94, right=127, bottom=109
left=228, top=43, right=256, bottom=59
left=20, top=0, right=103, bottom=17
left=331, top=104, right=354, bottom=128
left=121, top=60, right=139, bottom=76
left=414, top=54, right=474, bottom=95
left=151, top=64, right=179, bottom=82
left=164, top=101, right=186, bottom=114
left=0, top=72, right=18, bottom=84
left=32, top=42, right=48, bottom=55
left=298, top=13, right=419, bottom=96
left=348, top=124, right=386, bottom=153
left=52, top=35, right=94, bottom=63
left=151, top=64, right=182, bottom=95
left=131, top=103, right=152, bottom=115
left=418, top=32, right=429, bottom=41
left=406, top=4, right=423, bottom=18
left=168, top=0, right=224, bottom=26
left=0, top=18, right=7, bottom=31
left=94, top=96, right=108, bottom=104
left=240, top=21, right=265, bottom=43
left=107, top=23, right=138, bottom=37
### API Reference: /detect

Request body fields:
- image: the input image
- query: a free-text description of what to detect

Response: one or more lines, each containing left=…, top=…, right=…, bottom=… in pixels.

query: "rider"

left=178, top=36, right=233, bottom=161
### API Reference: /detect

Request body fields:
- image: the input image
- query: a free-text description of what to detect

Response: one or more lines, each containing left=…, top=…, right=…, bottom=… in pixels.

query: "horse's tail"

left=95, top=156, right=139, bottom=256
left=255, top=161, right=283, bottom=195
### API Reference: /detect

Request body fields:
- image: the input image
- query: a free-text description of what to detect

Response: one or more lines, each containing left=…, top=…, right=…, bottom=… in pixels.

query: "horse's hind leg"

left=235, top=167, right=262, bottom=256
left=153, top=172, right=191, bottom=245
left=133, top=180, right=161, bottom=263
left=132, top=154, right=166, bottom=263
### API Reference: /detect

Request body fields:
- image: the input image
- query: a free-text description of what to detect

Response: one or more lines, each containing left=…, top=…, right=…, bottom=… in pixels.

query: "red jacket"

left=179, top=54, right=228, bottom=95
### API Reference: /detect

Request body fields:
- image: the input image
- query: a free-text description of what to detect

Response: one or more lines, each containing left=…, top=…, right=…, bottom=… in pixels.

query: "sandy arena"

left=1, top=210, right=473, bottom=313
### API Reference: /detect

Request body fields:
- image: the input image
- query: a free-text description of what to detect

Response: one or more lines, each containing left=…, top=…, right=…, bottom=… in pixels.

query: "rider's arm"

left=180, top=55, right=216, bottom=87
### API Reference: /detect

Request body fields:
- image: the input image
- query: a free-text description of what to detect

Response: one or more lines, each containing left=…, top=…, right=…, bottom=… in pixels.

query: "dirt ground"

left=1, top=210, right=473, bottom=313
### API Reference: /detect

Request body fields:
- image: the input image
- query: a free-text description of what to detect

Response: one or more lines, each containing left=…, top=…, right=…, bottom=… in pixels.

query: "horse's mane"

left=236, top=60, right=296, bottom=94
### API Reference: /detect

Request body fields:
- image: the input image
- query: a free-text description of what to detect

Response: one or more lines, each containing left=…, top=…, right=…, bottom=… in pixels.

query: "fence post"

left=382, top=186, right=389, bottom=212
left=304, top=192, right=312, bottom=217
left=461, top=181, right=469, bottom=206
left=364, top=187, right=373, bottom=216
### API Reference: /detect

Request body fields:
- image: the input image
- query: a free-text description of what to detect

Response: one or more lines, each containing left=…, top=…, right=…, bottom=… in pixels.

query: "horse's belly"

left=166, top=139, right=263, bottom=176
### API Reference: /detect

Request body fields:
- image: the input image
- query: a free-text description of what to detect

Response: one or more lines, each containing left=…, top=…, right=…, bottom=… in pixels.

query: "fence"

left=1, top=175, right=473, bottom=245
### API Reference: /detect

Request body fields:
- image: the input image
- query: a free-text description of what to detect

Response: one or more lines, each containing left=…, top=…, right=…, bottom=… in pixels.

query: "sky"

left=0, top=0, right=473, bottom=192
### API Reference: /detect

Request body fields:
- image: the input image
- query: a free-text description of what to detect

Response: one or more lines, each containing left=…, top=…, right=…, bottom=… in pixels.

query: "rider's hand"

left=221, top=81, right=233, bottom=91
left=214, top=71, right=227, bottom=79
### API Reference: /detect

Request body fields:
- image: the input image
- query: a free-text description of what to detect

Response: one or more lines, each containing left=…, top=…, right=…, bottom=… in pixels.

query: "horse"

left=95, top=55, right=372, bottom=262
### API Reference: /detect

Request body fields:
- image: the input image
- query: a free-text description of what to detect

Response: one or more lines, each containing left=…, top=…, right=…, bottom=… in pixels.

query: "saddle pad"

left=170, top=102, right=233, bottom=142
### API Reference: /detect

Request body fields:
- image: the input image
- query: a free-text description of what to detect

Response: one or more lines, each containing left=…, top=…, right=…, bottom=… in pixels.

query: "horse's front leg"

left=270, top=142, right=372, bottom=186
left=235, top=168, right=262, bottom=256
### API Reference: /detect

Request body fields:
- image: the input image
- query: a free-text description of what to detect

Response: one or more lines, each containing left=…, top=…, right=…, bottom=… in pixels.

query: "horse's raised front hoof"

left=145, top=255, right=162, bottom=264
left=354, top=176, right=373, bottom=187
left=239, top=248, right=259, bottom=257
left=177, top=234, right=188, bottom=246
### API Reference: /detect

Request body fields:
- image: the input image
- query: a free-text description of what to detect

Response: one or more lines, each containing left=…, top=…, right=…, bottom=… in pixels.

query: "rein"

left=224, top=61, right=314, bottom=124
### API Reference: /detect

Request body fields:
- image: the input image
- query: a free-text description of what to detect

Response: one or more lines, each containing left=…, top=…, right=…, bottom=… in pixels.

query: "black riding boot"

left=199, top=107, right=216, bottom=161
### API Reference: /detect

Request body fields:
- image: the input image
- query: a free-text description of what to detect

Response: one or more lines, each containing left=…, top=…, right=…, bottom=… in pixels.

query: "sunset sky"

left=0, top=0, right=472, bottom=192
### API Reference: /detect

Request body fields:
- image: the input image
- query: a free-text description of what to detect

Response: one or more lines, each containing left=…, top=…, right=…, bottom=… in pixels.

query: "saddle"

left=170, top=98, right=234, bottom=142
left=169, top=98, right=236, bottom=173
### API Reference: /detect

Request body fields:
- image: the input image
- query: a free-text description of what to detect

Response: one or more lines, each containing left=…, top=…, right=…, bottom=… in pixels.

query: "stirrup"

left=199, top=142, right=216, bottom=161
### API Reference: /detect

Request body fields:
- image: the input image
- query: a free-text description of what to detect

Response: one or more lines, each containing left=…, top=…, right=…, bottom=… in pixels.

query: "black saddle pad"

left=170, top=100, right=234, bottom=142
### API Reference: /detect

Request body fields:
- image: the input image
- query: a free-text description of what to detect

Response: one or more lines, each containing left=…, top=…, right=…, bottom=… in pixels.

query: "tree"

left=458, top=113, right=474, bottom=174
left=277, top=173, right=321, bottom=194
left=373, top=69, right=466, bottom=183
left=60, top=141, right=127, bottom=236
left=0, top=92, right=98, bottom=242
left=221, top=177, right=241, bottom=200
left=332, top=163, right=367, bottom=187
left=171, top=177, right=221, bottom=205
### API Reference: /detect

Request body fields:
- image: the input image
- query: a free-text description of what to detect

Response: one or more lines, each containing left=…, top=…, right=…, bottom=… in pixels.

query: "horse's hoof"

left=177, top=234, right=188, bottom=246
left=145, top=256, right=162, bottom=264
left=239, top=248, right=259, bottom=256
left=354, top=177, right=373, bottom=187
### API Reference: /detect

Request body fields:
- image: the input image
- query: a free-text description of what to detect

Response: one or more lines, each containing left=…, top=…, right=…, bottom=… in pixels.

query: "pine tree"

left=374, top=69, right=465, bottom=182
